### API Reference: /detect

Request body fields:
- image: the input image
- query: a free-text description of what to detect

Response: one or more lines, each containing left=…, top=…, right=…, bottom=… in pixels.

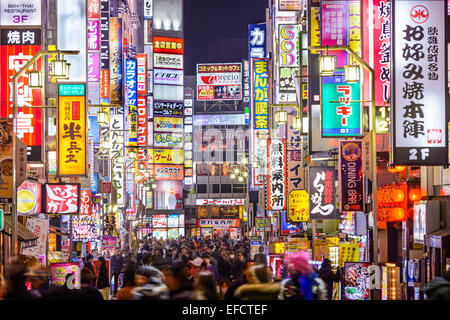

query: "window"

left=197, top=184, right=207, bottom=194
left=221, top=184, right=232, bottom=193
left=212, top=184, right=220, bottom=193
left=233, top=184, right=246, bottom=194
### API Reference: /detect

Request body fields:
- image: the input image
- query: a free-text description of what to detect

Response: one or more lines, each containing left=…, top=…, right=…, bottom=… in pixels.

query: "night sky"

left=184, top=0, right=267, bottom=75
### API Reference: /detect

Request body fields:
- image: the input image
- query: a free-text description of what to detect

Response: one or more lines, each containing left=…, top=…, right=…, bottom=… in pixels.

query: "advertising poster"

left=255, top=218, right=271, bottom=232
left=281, top=210, right=302, bottom=235
left=0, top=39, right=42, bottom=161
left=154, top=101, right=183, bottom=116
left=391, top=0, right=448, bottom=165
left=109, top=17, right=122, bottom=103
left=125, top=58, right=138, bottom=147
left=339, top=140, right=364, bottom=212
left=44, top=184, right=80, bottom=214
left=288, top=190, right=309, bottom=222
left=153, top=117, right=183, bottom=133
left=152, top=215, right=168, bottom=228
left=137, top=97, right=147, bottom=146
left=149, top=149, right=183, bottom=164
left=343, top=262, right=371, bottom=300
left=196, top=63, right=242, bottom=101
left=154, top=132, right=183, bottom=148
left=339, top=243, right=360, bottom=267
left=148, top=164, right=184, bottom=180
left=50, top=262, right=80, bottom=288
left=21, top=218, right=49, bottom=258
left=267, top=139, right=287, bottom=211
left=322, top=71, right=362, bottom=137
left=153, top=180, right=183, bottom=210
left=58, top=84, right=87, bottom=176
left=308, top=166, right=340, bottom=220
left=72, top=216, right=98, bottom=242
left=0, top=119, right=13, bottom=201
left=17, top=180, right=41, bottom=215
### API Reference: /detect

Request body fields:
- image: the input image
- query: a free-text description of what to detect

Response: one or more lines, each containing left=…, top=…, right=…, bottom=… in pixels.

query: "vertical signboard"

left=321, top=71, right=362, bottom=137
left=110, top=17, right=122, bottom=103
left=249, top=24, right=266, bottom=58
left=100, top=0, right=109, bottom=102
left=0, top=31, right=42, bottom=161
left=252, top=58, right=269, bottom=186
left=391, top=0, right=448, bottom=165
left=125, top=58, right=138, bottom=146
left=278, top=24, right=300, bottom=97
left=267, top=139, right=287, bottom=211
left=308, top=166, right=339, bottom=219
left=339, top=140, right=364, bottom=212
left=58, top=84, right=87, bottom=176
left=0, top=119, right=12, bottom=201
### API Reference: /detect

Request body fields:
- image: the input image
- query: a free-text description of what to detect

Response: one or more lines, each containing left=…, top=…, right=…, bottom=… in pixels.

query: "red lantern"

left=387, top=166, right=397, bottom=173
left=392, top=189, right=404, bottom=202
left=395, top=166, right=406, bottom=172
left=389, top=207, right=406, bottom=221
left=409, top=189, right=422, bottom=202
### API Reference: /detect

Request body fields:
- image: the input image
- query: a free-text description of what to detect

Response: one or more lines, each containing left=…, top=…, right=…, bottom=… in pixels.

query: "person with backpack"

left=280, top=252, right=327, bottom=300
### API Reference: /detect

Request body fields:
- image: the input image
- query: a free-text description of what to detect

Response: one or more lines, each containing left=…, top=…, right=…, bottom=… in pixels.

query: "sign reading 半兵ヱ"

left=391, top=0, right=448, bottom=165
left=58, top=84, right=87, bottom=176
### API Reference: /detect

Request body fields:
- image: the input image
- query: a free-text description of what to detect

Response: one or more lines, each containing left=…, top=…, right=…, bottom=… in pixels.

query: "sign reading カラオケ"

left=391, top=0, right=448, bottom=165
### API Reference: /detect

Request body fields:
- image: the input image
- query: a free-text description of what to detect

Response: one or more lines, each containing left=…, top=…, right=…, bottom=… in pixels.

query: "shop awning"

left=2, top=216, right=38, bottom=248
left=425, top=229, right=450, bottom=248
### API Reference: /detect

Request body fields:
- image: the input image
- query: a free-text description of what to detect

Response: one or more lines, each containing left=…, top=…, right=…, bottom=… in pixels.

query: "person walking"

left=253, top=246, right=267, bottom=266
left=203, top=254, right=219, bottom=283
left=72, top=268, right=104, bottom=300
left=96, top=256, right=110, bottom=300
left=424, top=270, right=450, bottom=300
left=131, top=265, right=169, bottom=300
left=280, top=252, right=327, bottom=300
left=193, top=271, right=219, bottom=300
left=110, top=248, right=123, bottom=297
left=318, top=258, right=339, bottom=300
left=4, top=259, right=33, bottom=300
left=233, top=264, right=280, bottom=300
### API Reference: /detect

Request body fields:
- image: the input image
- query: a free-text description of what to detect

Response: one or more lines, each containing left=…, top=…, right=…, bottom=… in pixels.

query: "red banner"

left=80, top=189, right=92, bottom=215
left=44, top=184, right=80, bottom=214
left=0, top=45, right=42, bottom=149
left=153, top=37, right=184, bottom=54
left=137, top=97, right=147, bottom=146
left=136, top=54, right=147, bottom=95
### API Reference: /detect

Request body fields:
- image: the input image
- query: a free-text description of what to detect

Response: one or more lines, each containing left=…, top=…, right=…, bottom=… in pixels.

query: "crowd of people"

left=1, top=235, right=449, bottom=300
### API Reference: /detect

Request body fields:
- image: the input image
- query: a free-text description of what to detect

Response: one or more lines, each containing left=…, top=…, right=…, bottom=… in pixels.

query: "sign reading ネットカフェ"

left=58, top=84, right=87, bottom=176
left=391, top=0, right=448, bottom=165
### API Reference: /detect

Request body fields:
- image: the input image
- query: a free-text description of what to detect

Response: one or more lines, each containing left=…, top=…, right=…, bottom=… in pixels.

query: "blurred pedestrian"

left=234, top=264, right=280, bottom=300
left=162, top=263, right=196, bottom=300
left=116, top=261, right=137, bottom=300
left=73, top=268, right=103, bottom=300
left=253, top=246, right=267, bottom=266
left=194, top=271, right=219, bottom=300
left=96, top=256, right=110, bottom=300
left=318, top=258, right=338, bottom=300
left=425, top=270, right=450, bottom=300
left=203, top=254, right=219, bottom=283
left=110, top=248, right=123, bottom=297
left=131, top=265, right=169, bottom=300
left=4, top=259, right=33, bottom=300
left=280, top=252, right=327, bottom=300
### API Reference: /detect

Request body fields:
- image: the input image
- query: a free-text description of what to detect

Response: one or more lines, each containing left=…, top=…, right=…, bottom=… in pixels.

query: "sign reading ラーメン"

left=391, top=0, right=448, bottom=165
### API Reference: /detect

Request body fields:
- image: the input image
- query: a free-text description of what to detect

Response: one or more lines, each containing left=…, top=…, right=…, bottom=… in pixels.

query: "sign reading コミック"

left=391, top=0, right=448, bottom=165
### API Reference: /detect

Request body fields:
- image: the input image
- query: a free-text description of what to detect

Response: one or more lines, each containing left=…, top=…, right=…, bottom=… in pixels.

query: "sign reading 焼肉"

left=391, top=0, right=448, bottom=165
left=58, top=84, right=86, bottom=176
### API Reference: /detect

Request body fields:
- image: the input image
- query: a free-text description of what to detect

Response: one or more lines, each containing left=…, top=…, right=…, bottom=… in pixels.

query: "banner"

left=196, top=63, right=242, bottom=101
left=322, top=70, right=362, bottom=137
left=125, top=58, right=138, bottom=146
left=109, top=17, right=122, bottom=103
left=196, top=199, right=245, bottom=206
left=249, top=24, right=266, bottom=58
left=58, top=84, right=87, bottom=176
left=137, top=97, right=147, bottom=146
left=288, top=190, right=309, bottom=222
left=278, top=24, right=300, bottom=95
left=154, top=53, right=183, bottom=69
left=153, top=37, right=183, bottom=54
left=154, top=132, right=183, bottom=148
left=154, top=101, right=183, bottom=116
left=87, top=52, right=100, bottom=82
left=80, top=189, right=91, bottom=215
left=50, top=262, right=80, bottom=288
left=0, top=42, right=42, bottom=160
left=197, top=219, right=240, bottom=228
left=21, top=218, right=48, bottom=258
left=148, top=164, right=184, bottom=180
left=153, top=117, right=183, bottom=133
left=0, top=0, right=42, bottom=26
left=339, top=140, right=364, bottom=212
left=308, top=166, right=339, bottom=219
left=391, top=0, right=448, bottom=165
left=154, top=68, right=184, bottom=86
left=267, top=139, right=287, bottom=211
left=44, top=183, right=80, bottom=214
left=0, top=119, right=12, bottom=201
left=287, top=114, right=304, bottom=191
left=252, top=58, right=270, bottom=130
left=343, top=262, right=371, bottom=300
left=149, top=149, right=183, bottom=164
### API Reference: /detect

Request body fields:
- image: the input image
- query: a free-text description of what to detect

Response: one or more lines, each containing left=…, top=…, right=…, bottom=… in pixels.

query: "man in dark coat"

left=253, top=246, right=267, bottom=266
left=110, top=248, right=123, bottom=296
left=318, top=258, right=338, bottom=300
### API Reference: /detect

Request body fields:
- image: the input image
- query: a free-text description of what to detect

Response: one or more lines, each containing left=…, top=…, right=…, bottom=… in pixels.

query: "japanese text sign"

left=308, top=166, right=339, bottom=220
left=196, top=63, right=242, bottom=101
left=267, top=139, right=287, bottom=211
left=339, top=140, right=364, bottom=212
left=126, top=58, right=138, bottom=146
left=44, top=184, right=80, bottom=214
left=249, top=24, right=266, bottom=58
left=391, top=0, right=448, bottom=165
left=58, top=84, right=87, bottom=176
left=153, top=37, right=183, bottom=54
left=252, top=58, right=269, bottom=130
left=288, top=190, right=309, bottom=222
left=80, top=189, right=91, bottom=215
left=322, top=71, right=362, bottom=137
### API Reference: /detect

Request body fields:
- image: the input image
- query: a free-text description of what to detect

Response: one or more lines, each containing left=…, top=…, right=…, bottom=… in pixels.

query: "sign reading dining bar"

left=391, top=0, right=448, bottom=165
left=58, top=84, right=87, bottom=176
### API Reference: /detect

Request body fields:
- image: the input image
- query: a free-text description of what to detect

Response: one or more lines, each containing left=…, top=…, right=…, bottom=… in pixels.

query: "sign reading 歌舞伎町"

left=391, top=0, right=448, bottom=165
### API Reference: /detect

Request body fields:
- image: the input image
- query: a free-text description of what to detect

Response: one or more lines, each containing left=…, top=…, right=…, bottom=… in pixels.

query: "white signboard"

left=154, top=53, right=183, bottom=70
left=154, top=68, right=184, bottom=86
left=392, top=0, right=448, bottom=165
left=21, top=218, right=49, bottom=258
left=144, top=0, right=152, bottom=19
left=196, top=199, right=245, bottom=206
left=153, top=84, right=184, bottom=101
left=0, top=0, right=41, bottom=26
left=196, top=63, right=242, bottom=101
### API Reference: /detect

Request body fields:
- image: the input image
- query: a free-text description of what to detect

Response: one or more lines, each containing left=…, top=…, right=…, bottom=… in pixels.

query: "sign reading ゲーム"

left=391, top=0, right=448, bottom=165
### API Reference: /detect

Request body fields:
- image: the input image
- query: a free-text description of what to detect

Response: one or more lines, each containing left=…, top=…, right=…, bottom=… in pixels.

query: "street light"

left=275, top=110, right=288, bottom=124
left=293, top=116, right=302, bottom=131
left=29, top=70, right=43, bottom=88
left=318, top=54, right=336, bottom=76
left=97, top=111, right=109, bottom=125
left=344, top=64, right=360, bottom=83
left=52, top=53, right=70, bottom=79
